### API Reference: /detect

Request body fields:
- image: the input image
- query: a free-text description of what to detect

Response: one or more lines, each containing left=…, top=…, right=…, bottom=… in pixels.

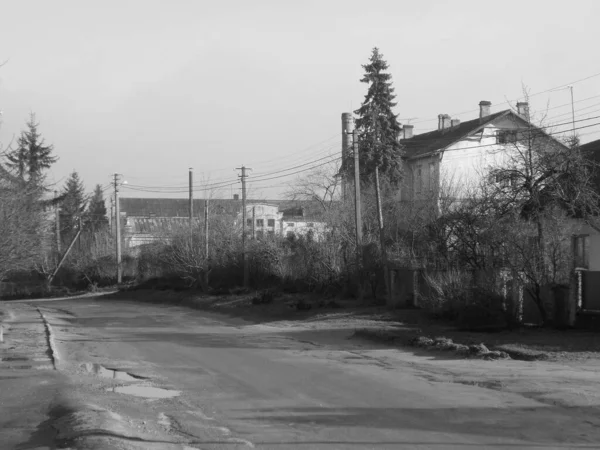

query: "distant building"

left=118, top=197, right=328, bottom=247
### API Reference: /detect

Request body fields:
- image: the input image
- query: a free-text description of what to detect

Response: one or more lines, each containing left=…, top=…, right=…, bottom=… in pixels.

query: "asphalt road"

left=5, top=296, right=600, bottom=449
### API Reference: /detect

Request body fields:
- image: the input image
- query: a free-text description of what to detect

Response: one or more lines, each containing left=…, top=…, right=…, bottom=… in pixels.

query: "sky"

left=1, top=0, right=600, bottom=201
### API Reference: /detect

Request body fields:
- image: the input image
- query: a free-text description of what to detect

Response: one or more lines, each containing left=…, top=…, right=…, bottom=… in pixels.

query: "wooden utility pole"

left=352, top=130, right=363, bottom=301
left=54, top=190, right=61, bottom=257
left=237, top=165, right=252, bottom=287
left=204, top=199, right=209, bottom=287
left=252, top=206, right=256, bottom=240
left=373, top=109, right=389, bottom=302
left=114, top=174, right=122, bottom=284
left=189, top=167, right=194, bottom=243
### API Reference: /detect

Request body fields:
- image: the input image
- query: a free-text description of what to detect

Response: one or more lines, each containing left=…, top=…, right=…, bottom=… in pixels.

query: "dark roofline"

left=402, top=109, right=568, bottom=160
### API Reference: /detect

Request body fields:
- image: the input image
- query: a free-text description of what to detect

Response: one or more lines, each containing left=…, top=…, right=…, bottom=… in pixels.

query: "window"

left=497, top=130, right=518, bottom=144
left=267, top=219, right=275, bottom=227
left=246, top=218, right=252, bottom=226
left=428, top=163, right=435, bottom=191
left=307, top=222, right=314, bottom=227
left=415, top=166, right=422, bottom=194
left=493, top=172, right=518, bottom=188
left=574, top=235, right=589, bottom=269
left=287, top=222, right=295, bottom=227
left=256, top=219, right=264, bottom=227
left=256, top=230, right=264, bottom=239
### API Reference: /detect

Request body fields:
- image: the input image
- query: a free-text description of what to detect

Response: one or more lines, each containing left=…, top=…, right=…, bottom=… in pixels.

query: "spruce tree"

left=60, top=171, right=87, bottom=239
left=351, top=47, right=403, bottom=184
left=6, top=113, right=58, bottom=184
left=86, top=184, right=108, bottom=230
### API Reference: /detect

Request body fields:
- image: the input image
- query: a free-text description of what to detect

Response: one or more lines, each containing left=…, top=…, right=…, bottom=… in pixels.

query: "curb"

left=0, top=308, right=15, bottom=343
left=35, top=306, right=59, bottom=370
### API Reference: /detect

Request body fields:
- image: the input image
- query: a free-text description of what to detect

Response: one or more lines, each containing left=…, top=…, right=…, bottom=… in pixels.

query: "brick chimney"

left=451, top=118, right=461, bottom=128
left=479, top=100, right=491, bottom=122
left=403, top=124, right=414, bottom=139
left=438, top=114, right=452, bottom=131
left=517, top=102, right=530, bottom=121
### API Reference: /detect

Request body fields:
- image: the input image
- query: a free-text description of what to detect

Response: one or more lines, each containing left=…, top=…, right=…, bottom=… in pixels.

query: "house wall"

left=239, top=204, right=283, bottom=237
left=282, top=219, right=327, bottom=240
left=402, top=154, right=440, bottom=202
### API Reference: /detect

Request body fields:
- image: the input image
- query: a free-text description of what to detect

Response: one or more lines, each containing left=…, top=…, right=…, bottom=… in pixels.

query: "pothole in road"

left=106, top=384, right=181, bottom=399
left=80, top=363, right=147, bottom=381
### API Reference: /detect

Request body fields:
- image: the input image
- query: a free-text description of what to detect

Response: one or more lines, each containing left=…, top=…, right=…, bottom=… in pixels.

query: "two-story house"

left=400, top=100, right=566, bottom=203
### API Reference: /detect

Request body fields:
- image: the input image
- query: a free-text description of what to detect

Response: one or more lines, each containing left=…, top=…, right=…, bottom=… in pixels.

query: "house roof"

left=580, top=138, right=600, bottom=158
left=119, top=197, right=326, bottom=220
left=401, top=110, right=511, bottom=159
left=580, top=138, right=600, bottom=193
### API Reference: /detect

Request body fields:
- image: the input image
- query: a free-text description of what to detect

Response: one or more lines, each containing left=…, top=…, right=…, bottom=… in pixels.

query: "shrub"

left=420, top=269, right=473, bottom=319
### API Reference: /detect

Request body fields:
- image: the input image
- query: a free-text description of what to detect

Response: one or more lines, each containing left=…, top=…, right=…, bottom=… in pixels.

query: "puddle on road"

left=80, top=363, right=145, bottom=382
left=107, top=385, right=181, bottom=399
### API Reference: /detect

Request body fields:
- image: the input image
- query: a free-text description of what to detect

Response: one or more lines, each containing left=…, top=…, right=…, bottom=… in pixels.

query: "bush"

left=420, top=269, right=473, bottom=319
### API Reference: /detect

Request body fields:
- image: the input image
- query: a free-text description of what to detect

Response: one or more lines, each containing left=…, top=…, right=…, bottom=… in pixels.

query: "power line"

left=412, top=70, right=600, bottom=125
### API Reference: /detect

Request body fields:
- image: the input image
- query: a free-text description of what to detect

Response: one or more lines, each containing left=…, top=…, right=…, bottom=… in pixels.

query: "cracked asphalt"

left=2, top=295, right=600, bottom=449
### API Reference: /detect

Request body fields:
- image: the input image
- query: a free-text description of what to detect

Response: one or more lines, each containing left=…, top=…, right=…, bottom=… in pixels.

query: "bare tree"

left=0, top=181, right=50, bottom=281
left=286, top=159, right=342, bottom=212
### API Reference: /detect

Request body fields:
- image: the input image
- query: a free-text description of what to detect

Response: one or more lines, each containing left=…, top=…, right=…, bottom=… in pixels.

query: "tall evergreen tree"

left=350, top=48, right=403, bottom=183
left=86, top=184, right=108, bottom=230
left=60, top=171, right=87, bottom=239
left=5, top=113, right=58, bottom=184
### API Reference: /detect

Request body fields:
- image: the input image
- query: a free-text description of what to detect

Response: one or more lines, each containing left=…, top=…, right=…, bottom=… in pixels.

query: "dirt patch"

left=104, top=288, right=600, bottom=363
left=104, top=288, right=391, bottom=325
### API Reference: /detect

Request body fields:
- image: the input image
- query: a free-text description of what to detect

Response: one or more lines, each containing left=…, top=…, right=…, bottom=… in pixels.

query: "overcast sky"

left=1, top=0, right=599, bottom=200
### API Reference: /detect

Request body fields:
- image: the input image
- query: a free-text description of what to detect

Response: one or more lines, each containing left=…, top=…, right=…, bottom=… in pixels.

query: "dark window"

left=287, top=222, right=295, bottom=227
left=256, top=219, right=264, bottom=227
left=267, top=230, right=275, bottom=236
left=267, top=219, right=275, bottom=227
left=256, top=230, right=264, bottom=239
left=493, top=172, right=518, bottom=187
left=246, top=218, right=252, bottom=226
left=497, top=130, right=518, bottom=144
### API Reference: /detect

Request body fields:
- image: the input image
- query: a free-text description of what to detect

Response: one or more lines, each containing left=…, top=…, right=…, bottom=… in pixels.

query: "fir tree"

left=350, top=48, right=403, bottom=183
left=60, top=171, right=87, bottom=239
left=86, top=184, right=108, bottom=230
left=5, top=113, right=58, bottom=184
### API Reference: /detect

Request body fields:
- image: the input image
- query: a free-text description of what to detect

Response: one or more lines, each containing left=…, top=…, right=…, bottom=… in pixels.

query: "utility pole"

left=54, top=190, right=61, bottom=257
left=373, top=109, right=389, bottom=303
left=252, top=206, right=256, bottom=240
left=204, top=199, right=209, bottom=287
left=351, top=129, right=363, bottom=301
left=114, top=174, right=122, bottom=284
left=189, top=167, right=194, bottom=243
left=569, top=85, right=576, bottom=141
left=236, top=165, right=252, bottom=287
